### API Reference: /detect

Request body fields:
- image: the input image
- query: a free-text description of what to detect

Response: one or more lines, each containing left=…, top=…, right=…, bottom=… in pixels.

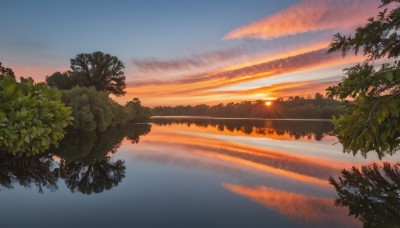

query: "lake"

left=1, top=117, right=398, bottom=228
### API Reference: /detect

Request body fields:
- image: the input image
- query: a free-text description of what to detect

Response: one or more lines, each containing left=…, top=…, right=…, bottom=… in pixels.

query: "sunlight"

left=265, top=101, right=272, bottom=106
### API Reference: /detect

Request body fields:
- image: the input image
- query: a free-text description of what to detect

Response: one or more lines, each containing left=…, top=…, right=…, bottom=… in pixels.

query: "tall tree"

left=327, top=0, right=400, bottom=157
left=70, top=51, right=126, bottom=96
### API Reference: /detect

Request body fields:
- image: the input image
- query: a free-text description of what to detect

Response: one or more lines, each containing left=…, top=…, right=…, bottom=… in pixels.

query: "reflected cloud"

left=224, top=0, right=377, bottom=40
left=132, top=124, right=353, bottom=187
left=223, top=183, right=361, bottom=227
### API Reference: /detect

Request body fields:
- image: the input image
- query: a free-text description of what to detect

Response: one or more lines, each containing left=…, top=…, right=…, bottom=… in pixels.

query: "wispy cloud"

left=123, top=48, right=361, bottom=106
left=128, top=48, right=342, bottom=93
left=224, top=0, right=378, bottom=40
left=132, top=47, right=246, bottom=73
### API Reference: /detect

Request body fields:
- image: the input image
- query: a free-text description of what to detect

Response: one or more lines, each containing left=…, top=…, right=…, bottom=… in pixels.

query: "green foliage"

left=328, top=0, right=400, bottom=60
left=152, top=94, right=345, bottom=119
left=329, top=162, right=400, bottom=227
left=70, top=51, right=126, bottom=96
left=61, top=87, right=150, bottom=132
left=61, top=86, right=123, bottom=132
left=327, top=0, right=400, bottom=157
left=125, top=98, right=151, bottom=122
left=0, top=76, right=73, bottom=156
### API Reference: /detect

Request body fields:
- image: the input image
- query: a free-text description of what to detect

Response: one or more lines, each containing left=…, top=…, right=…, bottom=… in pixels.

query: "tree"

left=45, top=71, right=87, bottom=90
left=70, top=51, right=126, bottom=96
left=327, top=0, right=400, bottom=158
left=0, top=62, right=15, bottom=79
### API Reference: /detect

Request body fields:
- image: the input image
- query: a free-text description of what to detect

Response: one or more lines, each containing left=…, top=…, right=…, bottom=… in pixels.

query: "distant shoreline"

left=151, top=116, right=333, bottom=122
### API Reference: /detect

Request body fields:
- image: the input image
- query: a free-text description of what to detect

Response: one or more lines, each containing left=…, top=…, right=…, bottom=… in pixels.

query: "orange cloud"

left=223, top=183, right=361, bottom=227
left=123, top=48, right=361, bottom=106
left=127, top=49, right=341, bottom=94
left=224, top=0, right=378, bottom=40
left=213, top=79, right=340, bottom=99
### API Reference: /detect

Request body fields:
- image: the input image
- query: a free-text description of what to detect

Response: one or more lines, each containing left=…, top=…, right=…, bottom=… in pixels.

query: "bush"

left=61, top=86, right=124, bottom=132
left=61, top=87, right=150, bottom=132
left=0, top=77, right=73, bottom=156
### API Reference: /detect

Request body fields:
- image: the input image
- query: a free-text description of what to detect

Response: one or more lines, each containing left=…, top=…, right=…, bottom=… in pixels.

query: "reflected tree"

left=152, top=118, right=331, bottom=141
left=0, top=152, right=58, bottom=193
left=50, top=124, right=151, bottom=194
left=60, top=158, right=125, bottom=195
left=0, top=124, right=151, bottom=194
left=126, top=124, right=151, bottom=144
left=329, top=162, right=400, bottom=227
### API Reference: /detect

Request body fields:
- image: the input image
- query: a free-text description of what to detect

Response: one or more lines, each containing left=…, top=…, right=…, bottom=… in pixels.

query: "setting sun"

left=265, top=101, right=272, bottom=106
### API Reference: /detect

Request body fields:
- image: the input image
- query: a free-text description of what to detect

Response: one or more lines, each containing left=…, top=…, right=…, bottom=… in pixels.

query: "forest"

left=152, top=93, right=345, bottom=119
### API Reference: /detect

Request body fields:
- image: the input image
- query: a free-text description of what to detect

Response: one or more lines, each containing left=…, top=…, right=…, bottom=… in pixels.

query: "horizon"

left=1, top=0, right=379, bottom=106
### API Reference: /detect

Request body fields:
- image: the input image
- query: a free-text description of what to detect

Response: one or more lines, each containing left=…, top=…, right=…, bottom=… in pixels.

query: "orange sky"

left=3, top=0, right=384, bottom=107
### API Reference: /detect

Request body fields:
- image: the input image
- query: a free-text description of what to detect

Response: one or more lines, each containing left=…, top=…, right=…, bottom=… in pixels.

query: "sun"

left=265, top=101, right=272, bottom=106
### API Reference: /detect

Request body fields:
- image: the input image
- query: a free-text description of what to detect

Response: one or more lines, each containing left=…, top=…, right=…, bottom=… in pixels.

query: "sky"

left=1, top=0, right=382, bottom=106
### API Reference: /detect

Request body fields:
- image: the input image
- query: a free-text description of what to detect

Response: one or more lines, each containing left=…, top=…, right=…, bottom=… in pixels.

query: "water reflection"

left=223, top=183, right=360, bottom=227
left=152, top=117, right=333, bottom=141
left=0, top=124, right=151, bottom=194
left=0, top=152, right=58, bottom=193
left=329, top=162, right=400, bottom=227
left=60, top=158, right=125, bottom=195
left=54, top=124, right=151, bottom=162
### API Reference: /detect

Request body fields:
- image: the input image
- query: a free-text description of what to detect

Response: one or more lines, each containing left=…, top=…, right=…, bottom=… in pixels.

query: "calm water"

left=1, top=117, right=398, bottom=228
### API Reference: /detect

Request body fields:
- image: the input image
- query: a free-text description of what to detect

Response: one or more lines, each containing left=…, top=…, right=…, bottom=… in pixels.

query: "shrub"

left=0, top=77, right=73, bottom=156
left=61, top=86, right=124, bottom=132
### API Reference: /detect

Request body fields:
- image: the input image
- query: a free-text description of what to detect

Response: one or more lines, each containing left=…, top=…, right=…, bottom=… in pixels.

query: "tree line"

left=152, top=93, right=345, bottom=119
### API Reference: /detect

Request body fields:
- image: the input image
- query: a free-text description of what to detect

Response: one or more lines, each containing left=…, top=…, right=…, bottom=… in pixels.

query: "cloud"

left=222, top=78, right=341, bottom=98
left=132, top=47, right=245, bottom=73
left=224, top=0, right=378, bottom=40
left=122, top=47, right=362, bottom=106
left=128, top=48, right=343, bottom=93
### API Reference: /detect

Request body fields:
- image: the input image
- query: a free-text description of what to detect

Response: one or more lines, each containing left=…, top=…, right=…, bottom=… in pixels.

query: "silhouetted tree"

left=45, top=71, right=87, bottom=90
left=0, top=62, right=15, bottom=79
left=70, top=51, right=126, bottom=96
